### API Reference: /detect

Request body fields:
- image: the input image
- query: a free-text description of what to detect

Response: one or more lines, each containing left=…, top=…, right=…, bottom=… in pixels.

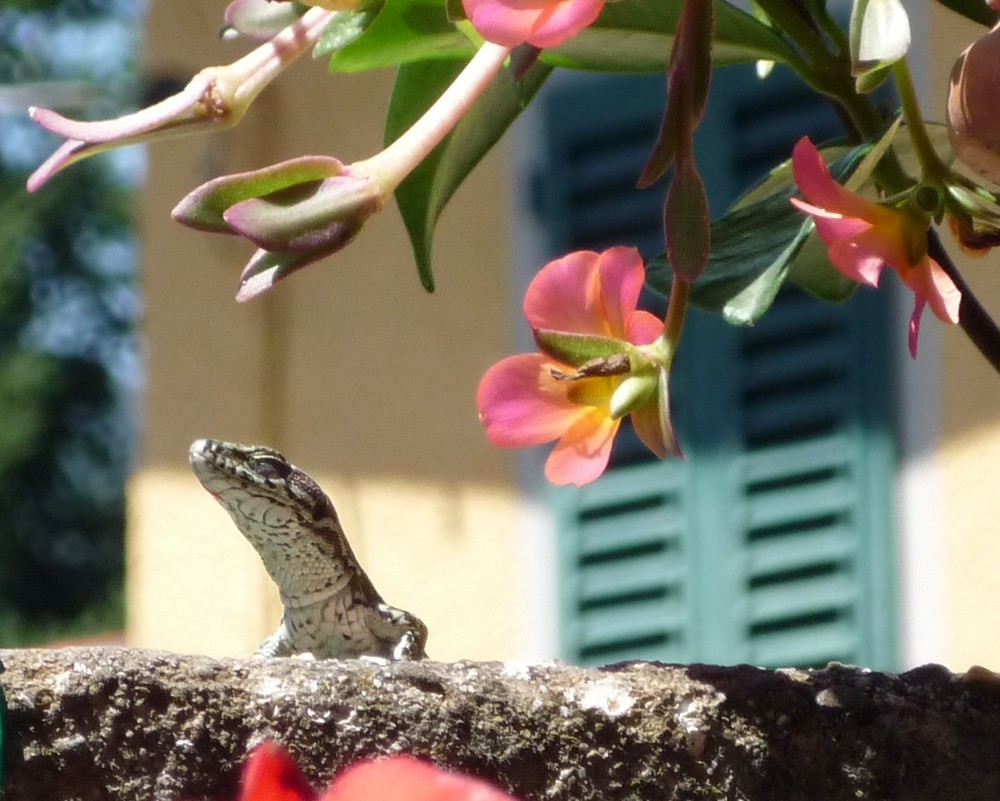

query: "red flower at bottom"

left=237, top=742, right=520, bottom=801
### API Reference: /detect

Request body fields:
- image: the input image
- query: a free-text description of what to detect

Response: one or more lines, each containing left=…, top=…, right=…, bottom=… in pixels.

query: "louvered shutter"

left=536, top=68, right=898, bottom=670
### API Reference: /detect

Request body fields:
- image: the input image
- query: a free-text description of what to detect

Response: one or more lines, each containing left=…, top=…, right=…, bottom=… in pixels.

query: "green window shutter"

left=556, top=463, right=694, bottom=664
left=537, top=68, right=898, bottom=670
left=727, top=287, right=897, bottom=669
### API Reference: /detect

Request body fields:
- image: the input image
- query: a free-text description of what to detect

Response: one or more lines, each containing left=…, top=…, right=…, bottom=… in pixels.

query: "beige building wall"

left=128, top=0, right=525, bottom=662
left=131, top=0, right=1000, bottom=672
left=925, top=6, right=1000, bottom=671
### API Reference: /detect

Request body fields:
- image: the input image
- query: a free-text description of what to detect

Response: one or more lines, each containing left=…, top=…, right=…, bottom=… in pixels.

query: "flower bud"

left=609, top=374, right=657, bottom=420
left=948, top=22, right=1000, bottom=185
left=849, top=0, right=911, bottom=91
left=173, top=155, right=383, bottom=301
left=225, top=0, right=304, bottom=39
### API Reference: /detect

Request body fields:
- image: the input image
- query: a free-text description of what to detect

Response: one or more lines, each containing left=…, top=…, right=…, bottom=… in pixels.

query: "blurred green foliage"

left=0, top=161, right=134, bottom=641
left=0, top=1, right=141, bottom=644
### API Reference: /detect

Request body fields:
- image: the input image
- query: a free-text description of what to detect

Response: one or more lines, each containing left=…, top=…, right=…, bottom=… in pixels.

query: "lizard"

left=188, top=438, right=428, bottom=660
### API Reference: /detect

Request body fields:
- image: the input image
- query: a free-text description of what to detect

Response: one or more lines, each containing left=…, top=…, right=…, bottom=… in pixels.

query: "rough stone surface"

left=1, top=648, right=999, bottom=800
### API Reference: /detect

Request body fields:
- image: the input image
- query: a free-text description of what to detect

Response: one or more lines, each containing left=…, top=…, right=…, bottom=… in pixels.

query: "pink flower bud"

left=948, top=22, right=1000, bottom=185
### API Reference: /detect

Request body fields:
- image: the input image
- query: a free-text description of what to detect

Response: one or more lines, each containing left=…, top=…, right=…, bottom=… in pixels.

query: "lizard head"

left=189, top=438, right=340, bottom=533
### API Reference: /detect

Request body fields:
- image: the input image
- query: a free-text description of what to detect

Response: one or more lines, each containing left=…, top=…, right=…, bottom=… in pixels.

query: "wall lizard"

left=189, top=438, right=427, bottom=660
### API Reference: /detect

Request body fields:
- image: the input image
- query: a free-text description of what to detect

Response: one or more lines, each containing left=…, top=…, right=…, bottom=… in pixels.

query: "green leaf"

left=842, top=115, right=904, bottom=192
left=388, top=57, right=551, bottom=291
left=542, top=0, right=798, bottom=72
left=314, top=6, right=382, bottom=58
left=647, top=144, right=877, bottom=323
left=733, top=116, right=902, bottom=210
left=648, top=191, right=810, bottom=324
left=328, top=0, right=796, bottom=75
left=327, top=0, right=473, bottom=73
left=534, top=330, right=629, bottom=367
left=786, top=229, right=858, bottom=302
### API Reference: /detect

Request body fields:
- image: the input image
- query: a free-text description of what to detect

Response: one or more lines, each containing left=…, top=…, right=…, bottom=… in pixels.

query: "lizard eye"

left=250, top=453, right=291, bottom=480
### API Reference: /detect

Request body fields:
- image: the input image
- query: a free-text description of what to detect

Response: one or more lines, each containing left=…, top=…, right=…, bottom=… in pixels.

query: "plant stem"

left=664, top=279, right=690, bottom=345
left=356, top=42, right=511, bottom=193
left=892, top=58, right=949, bottom=180
left=229, top=6, right=337, bottom=108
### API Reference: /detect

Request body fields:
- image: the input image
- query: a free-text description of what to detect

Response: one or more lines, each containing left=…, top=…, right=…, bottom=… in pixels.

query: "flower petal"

left=525, top=247, right=650, bottom=341
left=792, top=137, right=887, bottom=222
left=477, top=354, right=582, bottom=448
left=172, top=155, right=347, bottom=234
left=908, top=294, right=927, bottom=359
left=237, top=247, right=328, bottom=302
left=822, top=225, right=898, bottom=286
left=793, top=195, right=916, bottom=288
left=626, top=310, right=664, bottom=346
left=522, top=0, right=605, bottom=48
left=223, top=173, right=375, bottom=252
left=26, top=139, right=91, bottom=193
left=226, top=0, right=305, bottom=39
left=911, top=257, right=962, bottom=324
left=631, top=369, right=684, bottom=460
left=239, top=742, right=317, bottom=801
left=630, top=405, right=667, bottom=459
left=462, top=0, right=604, bottom=48
left=29, top=79, right=207, bottom=143
left=595, top=246, right=646, bottom=339
left=545, top=408, right=618, bottom=485
left=462, top=0, right=545, bottom=47
left=524, top=250, right=604, bottom=335
left=321, top=756, right=518, bottom=801
left=900, top=256, right=962, bottom=357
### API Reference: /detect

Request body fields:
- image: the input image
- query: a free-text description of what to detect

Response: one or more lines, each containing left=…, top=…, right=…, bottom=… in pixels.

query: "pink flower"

left=477, top=247, right=680, bottom=487
left=462, top=0, right=604, bottom=48
left=790, top=137, right=961, bottom=358
left=236, top=741, right=519, bottom=801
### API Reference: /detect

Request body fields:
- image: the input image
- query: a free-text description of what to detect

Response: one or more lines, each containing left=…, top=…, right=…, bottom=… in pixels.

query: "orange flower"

left=790, top=137, right=961, bottom=357
left=477, top=247, right=679, bottom=486
left=462, top=0, right=604, bottom=48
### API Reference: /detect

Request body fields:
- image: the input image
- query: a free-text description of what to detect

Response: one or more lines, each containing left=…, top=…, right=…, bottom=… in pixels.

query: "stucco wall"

left=128, top=0, right=525, bottom=661
left=926, top=6, right=1000, bottom=670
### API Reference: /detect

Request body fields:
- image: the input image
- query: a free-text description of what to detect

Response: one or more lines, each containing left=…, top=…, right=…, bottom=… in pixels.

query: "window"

left=528, top=67, right=898, bottom=670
